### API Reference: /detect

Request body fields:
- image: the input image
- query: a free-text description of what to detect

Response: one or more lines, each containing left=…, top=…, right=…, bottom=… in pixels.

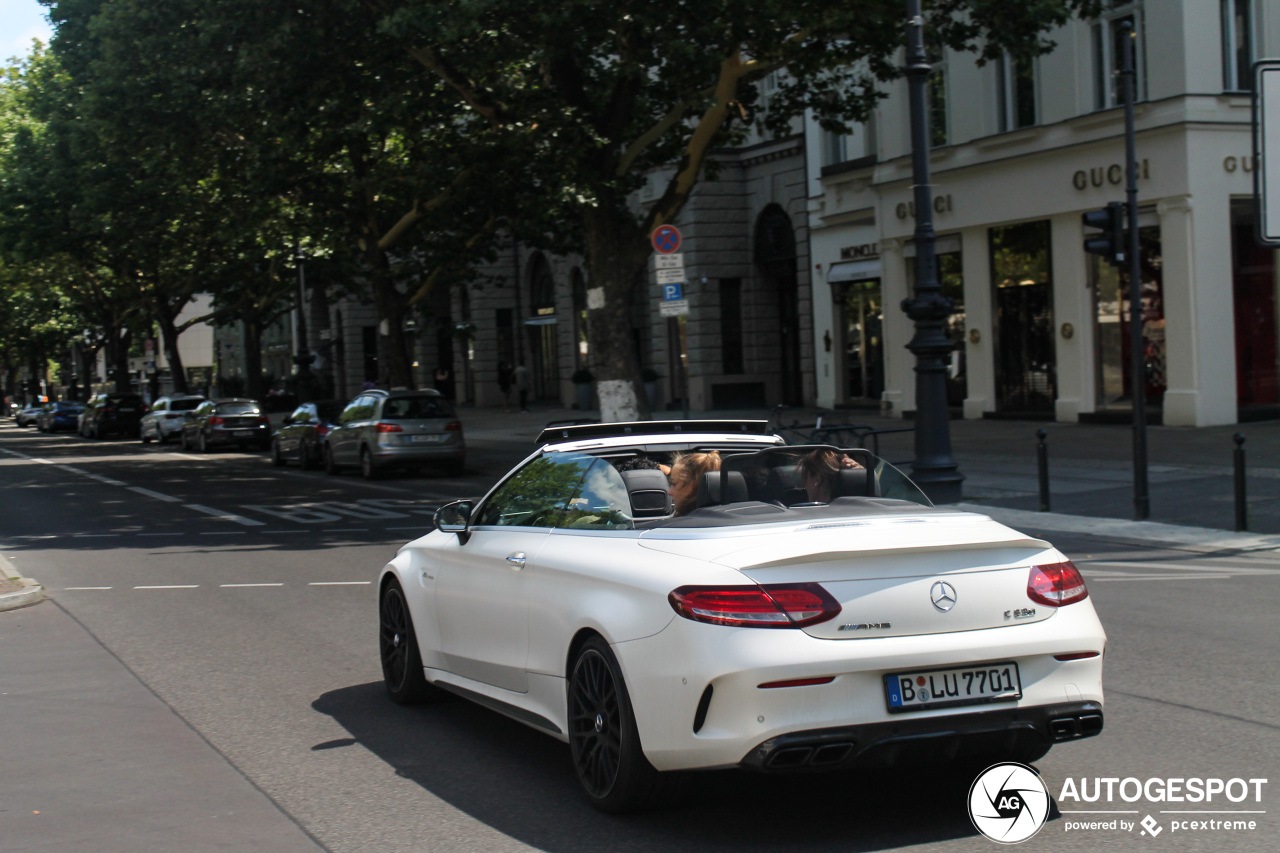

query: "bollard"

left=1234, top=433, right=1247, bottom=532
left=1036, top=429, right=1050, bottom=512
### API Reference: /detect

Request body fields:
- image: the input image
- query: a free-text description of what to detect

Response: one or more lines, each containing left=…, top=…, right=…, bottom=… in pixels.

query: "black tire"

left=299, top=441, right=317, bottom=471
left=180, top=429, right=189, bottom=450
left=568, top=636, right=670, bottom=813
left=379, top=579, right=436, bottom=704
left=324, top=445, right=340, bottom=475
left=141, top=428, right=153, bottom=445
left=360, top=446, right=379, bottom=480
left=197, top=431, right=208, bottom=453
left=158, top=430, right=169, bottom=445
left=271, top=439, right=285, bottom=467
left=93, top=423, right=104, bottom=440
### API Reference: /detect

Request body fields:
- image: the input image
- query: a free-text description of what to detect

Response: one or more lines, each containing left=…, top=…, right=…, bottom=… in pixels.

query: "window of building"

left=1092, top=3, right=1145, bottom=110
left=997, top=52, right=1037, bottom=132
left=821, top=128, right=847, bottom=167
left=1222, top=0, right=1255, bottom=92
left=719, top=279, right=744, bottom=375
left=928, top=57, right=948, bottom=147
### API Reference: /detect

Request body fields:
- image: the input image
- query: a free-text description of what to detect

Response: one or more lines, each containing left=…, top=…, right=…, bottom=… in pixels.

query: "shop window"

left=990, top=222, right=1056, bottom=413
left=997, top=52, right=1037, bottom=132
left=1092, top=3, right=1146, bottom=110
left=1092, top=222, right=1165, bottom=410
left=1230, top=200, right=1278, bottom=407
left=1222, top=0, right=1255, bottom=93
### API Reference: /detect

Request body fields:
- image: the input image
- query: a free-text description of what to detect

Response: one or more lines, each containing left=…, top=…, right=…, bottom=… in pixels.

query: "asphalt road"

left=0, top=422, right=1276, bottom=852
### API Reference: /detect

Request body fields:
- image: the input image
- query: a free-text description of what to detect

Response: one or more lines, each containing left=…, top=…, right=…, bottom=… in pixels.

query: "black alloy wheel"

left=378, top=580, right=434, bottom=704
left=568, top=637, right=669, bottom=812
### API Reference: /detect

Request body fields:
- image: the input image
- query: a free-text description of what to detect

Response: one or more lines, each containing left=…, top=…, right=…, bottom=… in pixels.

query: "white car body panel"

left=380, top=428, right=1107, bottom=778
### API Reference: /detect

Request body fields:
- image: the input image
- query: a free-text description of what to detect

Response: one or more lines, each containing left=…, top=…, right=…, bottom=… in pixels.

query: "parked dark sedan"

left=271, top=400, right=344, bottom=469
left=180, top=398, right=272, bottom=452
left=80, top=392, right=145, bottom=439
left=36, top=401, right=86, bottom=432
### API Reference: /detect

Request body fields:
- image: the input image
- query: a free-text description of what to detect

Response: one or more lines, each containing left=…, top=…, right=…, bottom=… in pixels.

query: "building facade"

left=808, top=0, right=1279, bottom=427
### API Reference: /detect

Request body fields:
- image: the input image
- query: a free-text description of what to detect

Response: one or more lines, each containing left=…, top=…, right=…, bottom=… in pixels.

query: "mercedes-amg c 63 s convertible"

left=377, top=421, right=1105, bottom=811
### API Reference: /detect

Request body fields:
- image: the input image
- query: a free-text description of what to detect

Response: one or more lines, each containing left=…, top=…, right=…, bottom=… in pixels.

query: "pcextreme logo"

left=968, top=763, right=1051, bottom=844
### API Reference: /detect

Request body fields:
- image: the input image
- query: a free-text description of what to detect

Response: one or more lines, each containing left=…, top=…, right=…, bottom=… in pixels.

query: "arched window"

left=755, top=204, right=803, bottom=406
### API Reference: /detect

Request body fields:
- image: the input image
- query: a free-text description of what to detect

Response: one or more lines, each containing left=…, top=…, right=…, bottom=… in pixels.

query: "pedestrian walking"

left=497, top=361, right=514, bottom=413
left=513, top=361, right=531, bottom=412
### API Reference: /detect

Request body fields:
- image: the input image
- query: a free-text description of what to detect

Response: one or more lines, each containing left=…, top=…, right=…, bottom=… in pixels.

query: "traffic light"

left=1082, top=202, right=1126, bottom=266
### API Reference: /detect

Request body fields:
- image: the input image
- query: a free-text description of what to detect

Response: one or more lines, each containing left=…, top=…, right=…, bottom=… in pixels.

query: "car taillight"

left=209, top=417, right=226, bottom=426
left=445, top=421, right=462, bottom=432
left=316, top=425, right=329, bottom=437
left=375, top=422, right=403, bottom=433
left=668, top=583, right=841, bottom=629
left=1027, top=561, right=1089, bottom=607
left=256, top=416, right=269, bottom=425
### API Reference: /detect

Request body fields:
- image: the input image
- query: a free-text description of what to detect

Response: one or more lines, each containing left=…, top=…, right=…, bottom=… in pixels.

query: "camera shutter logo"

left=968, top=762, right=1051, bottom=844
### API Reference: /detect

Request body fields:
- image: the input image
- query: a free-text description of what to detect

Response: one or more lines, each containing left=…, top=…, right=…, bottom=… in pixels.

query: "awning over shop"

left=827, top=258, right=882, bottom=284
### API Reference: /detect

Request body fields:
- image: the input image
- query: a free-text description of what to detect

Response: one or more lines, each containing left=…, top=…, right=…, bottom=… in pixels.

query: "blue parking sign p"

left=663, top=283, right=683, bottom=301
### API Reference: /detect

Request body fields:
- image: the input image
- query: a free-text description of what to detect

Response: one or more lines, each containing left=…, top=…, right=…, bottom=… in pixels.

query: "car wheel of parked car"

left=568, top=636, right=670, bottom=813
left=271, top=439, right=285, bottom=467
left=324, top=446, right=340, bottom=475
left=93, top=423, right=104, bottom=440
left=141, top=429, right=153, bottom=444
left=197, top=431, right=207, bottom=453
left=180, top=430, right=189, bottom=450
left=379, top=579, right=437, bottom=705
left=299, top=443, right=318, bottom=471
left=360, top=446, right=379, bottom=480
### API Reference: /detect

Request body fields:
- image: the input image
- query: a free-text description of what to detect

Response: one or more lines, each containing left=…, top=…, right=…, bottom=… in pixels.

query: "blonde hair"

left=669, top=451, right=721, bottom=486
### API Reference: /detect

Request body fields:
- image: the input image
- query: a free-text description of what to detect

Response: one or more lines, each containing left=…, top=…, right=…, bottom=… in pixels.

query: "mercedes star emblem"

left=930, top=581, right=957, bottom=612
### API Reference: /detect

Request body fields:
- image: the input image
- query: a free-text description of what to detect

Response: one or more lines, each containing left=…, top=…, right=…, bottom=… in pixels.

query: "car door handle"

left=505, top=552, right=526, bottom=569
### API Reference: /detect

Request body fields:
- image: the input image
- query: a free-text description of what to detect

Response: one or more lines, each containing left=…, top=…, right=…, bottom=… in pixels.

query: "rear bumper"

left=205, top=426, right=270, bottom=446
left=370, top=438, right=465, bottom=466
left=741, top=701, right=1102, bottom=772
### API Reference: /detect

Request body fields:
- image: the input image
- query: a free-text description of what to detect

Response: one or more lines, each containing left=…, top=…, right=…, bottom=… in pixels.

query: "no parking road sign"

left=651, top=224, right=682, bottom=254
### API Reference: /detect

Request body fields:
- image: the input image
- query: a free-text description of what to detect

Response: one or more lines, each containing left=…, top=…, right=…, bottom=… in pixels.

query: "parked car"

left=15, top=403, right=46, bottom=427
left=377, top=422, right=1106, bottom=812
left=180, top=398, right=271, bottom=452
left=36, top=401, right=86, bottom=433
left=324, top=389, right=464, bottom=479
left=139, top=395, right=206, bottom=444
left=271, top=400, right=344, bottom=469
left=79, top=393, right=145, bottom=438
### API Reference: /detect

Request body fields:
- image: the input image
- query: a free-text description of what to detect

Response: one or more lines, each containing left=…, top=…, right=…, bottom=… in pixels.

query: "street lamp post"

left=901, top=1, right=963, bottom=503
left=293, top=243, right=316, bottom=397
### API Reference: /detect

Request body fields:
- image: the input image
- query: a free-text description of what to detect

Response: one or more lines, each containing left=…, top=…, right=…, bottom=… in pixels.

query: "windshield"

left=170, top=398, right=203, bottom=411
left=382, top=396, right=456, bottom=420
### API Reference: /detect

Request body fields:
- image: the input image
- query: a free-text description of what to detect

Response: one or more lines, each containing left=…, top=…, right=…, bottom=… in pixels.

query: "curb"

left=956, top=503, right=1280, bottom=554
left=0, top=576, right=46, bottom=612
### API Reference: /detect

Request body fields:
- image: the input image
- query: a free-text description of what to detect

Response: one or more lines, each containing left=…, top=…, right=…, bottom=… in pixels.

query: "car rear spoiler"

left=535, top=420, right=772, bottom=447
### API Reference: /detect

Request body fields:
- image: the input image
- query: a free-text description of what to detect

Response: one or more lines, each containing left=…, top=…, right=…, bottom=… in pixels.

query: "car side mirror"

left=434, top=499, right=474, bottom=543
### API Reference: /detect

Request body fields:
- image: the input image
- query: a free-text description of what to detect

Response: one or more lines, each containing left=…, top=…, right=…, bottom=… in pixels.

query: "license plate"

left=411, top=434, right=444, bottom=443
left=118, top=407, right=136, bottom=412
left=233, top=430, right=255, bottom=437
left=885, top=662, right=1021, bottom=713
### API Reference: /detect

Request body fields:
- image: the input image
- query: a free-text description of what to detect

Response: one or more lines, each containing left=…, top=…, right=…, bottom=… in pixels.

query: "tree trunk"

left=156, top=302, right=189, bottom=394
left=107, top=328, right=132, bottom=393
left=365, top=247, right=416, bottom=390
left=581, top=206, right=653, bottom=422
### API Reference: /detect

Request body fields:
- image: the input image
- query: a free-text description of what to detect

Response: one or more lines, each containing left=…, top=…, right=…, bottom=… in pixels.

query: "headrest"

left=620, top=468, right=672, bottom=517
left=696, top=470, right=749, bottom=508
left=832, top=467, right=873, bottom=498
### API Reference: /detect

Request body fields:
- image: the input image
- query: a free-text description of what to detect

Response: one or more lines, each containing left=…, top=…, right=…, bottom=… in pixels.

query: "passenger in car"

left=668, top=451, right=721, bottom=516
left=798, top=448, right=861, bottom=503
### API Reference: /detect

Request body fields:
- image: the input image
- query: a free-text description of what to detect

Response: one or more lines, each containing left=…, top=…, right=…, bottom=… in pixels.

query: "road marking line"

left=184, top=504, right=265, bottom=526
left=262, top=530, right=308, bottom=534
left=139, top=532, right=183, bottom=537
left=57, top=465, right=126, bottom=486
left=15, top=535, right=56, bottom=540
left=72, top=533, right=122, bottom=538
left=308, top=581, right=372, bottom=586
left=65, top=586, right=113, bottom=590
left=134, top=585, right=199, bottom=589
left=220, top=583, right=284, bottom=587
left=200, top=532, right=247, bottom=536
left=128, top=486, right=183, bottom=503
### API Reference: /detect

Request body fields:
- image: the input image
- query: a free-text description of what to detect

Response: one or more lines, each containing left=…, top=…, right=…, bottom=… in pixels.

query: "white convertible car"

left=378, top=421, right=1105, bottom=811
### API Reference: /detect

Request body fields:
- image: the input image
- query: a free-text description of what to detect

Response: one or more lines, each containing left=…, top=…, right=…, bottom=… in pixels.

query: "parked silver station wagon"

left=324, top=389, right=465, bottom=479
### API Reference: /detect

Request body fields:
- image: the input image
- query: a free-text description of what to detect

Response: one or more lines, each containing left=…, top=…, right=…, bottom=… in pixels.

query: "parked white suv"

left=140, top=395, right=206, bottom=444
